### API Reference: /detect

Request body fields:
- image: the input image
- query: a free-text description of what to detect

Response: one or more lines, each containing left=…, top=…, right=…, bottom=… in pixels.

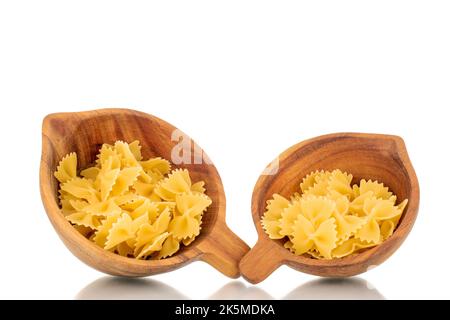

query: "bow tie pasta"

left=261, top=169, right=408, bottom=260
left=54, top=140, right=212, bottom=260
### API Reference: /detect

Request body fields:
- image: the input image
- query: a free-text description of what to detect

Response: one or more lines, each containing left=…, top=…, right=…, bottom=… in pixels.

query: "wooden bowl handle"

left=197, top=225, right=250, bottom=279
left=239, top=239, right=283, bottom=284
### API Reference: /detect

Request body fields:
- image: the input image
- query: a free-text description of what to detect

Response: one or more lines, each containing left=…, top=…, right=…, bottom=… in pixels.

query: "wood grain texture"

left=40, top=108, right=249, bottom=278
left=240, top=133, right=420, bottom=284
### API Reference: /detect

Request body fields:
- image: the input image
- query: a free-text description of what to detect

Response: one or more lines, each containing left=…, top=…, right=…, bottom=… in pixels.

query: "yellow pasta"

left=61, top=177, right=99, bottom=204
left=261, top=169, right=408, bottom=260
left=83, top=199, right=122, bottom=217
left=291, top=215, right=337, bottom=259
left=154, top=169, right=193, bottom=201
left=129, top=140, right=143, bottom=161
left=169, top=213, right=202, bottom=240
left=66, top=211, right=101, bottom=229
left=54, top=140, right=212, bottom=260
left=261, top=194, right=290, bottom=240
left=355, top=197, right=402, bottom=244
left=332, top=238, right=377, bottom=259
left=94, top=215, right=120, bottom=248
left=156, top=235, right=180, bottom=260
left=279, top=201, right=302, bottom=237
left=54, top=152, right=78, bottom=184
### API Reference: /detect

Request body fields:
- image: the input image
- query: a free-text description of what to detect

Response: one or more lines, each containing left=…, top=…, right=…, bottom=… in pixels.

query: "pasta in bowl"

left=40, top=108, right=249, bottom=278
left=54, top=141, right=212, bottom=260
left=239, top=133, right=419, bottom=284
left=261, top=169, right=409, bottom=260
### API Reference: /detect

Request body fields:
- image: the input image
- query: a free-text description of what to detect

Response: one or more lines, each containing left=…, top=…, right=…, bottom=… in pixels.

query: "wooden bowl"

left=40, top=108, right=249, bottom=278
left=239, top=133, right=419, bottom=284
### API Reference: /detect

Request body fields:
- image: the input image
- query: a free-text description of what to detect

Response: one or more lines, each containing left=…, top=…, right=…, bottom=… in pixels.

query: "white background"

left=0, top=1, right=449, bottom=300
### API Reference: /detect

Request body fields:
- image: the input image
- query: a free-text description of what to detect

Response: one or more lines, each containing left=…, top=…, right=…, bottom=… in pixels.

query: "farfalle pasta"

left=261, top=169, right=408, bottom=260
left=54, top=140, right=212, bottom=260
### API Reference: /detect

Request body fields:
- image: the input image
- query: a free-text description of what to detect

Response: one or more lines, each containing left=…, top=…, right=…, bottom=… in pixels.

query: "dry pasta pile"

left=54, top=140, right=212, bottom=260
left=261, top=169, right=408, bottom=260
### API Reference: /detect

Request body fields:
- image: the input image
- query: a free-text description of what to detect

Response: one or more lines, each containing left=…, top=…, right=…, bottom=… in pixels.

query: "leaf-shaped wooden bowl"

left=40, top=108, right=249, bottom=278
left=240, top=133, right=419, bottom=284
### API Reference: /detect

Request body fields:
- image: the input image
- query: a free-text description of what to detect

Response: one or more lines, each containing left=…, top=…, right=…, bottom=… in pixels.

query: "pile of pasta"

left=54, top=140, right=212, bottom=260
left=261, top=169, right=408, bottom=260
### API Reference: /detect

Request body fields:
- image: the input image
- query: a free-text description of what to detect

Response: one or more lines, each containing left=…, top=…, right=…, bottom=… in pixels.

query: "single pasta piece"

left=54, top=140, right=212, bottom=260
left=261, top=169, right=408, bottom=260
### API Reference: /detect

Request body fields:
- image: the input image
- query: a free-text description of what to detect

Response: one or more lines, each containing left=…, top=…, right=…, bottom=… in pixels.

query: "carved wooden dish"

left=40, top=108, right=249, bottom=278
left=240, top=133, right=419, bottom=284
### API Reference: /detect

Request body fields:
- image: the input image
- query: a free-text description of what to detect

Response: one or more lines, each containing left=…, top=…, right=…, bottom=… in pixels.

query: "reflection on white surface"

left=209, top=281, right=273, bottom=300
left=76, top=277, right=188, bottom=300
left=284, top=278, right=385, bottom=300
left=76, top=276, right=382, bottom=300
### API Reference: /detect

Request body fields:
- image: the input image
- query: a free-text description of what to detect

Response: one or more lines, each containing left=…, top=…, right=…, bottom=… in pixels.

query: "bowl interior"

left=43, top=110, right=222, bottom=255
left=254, top=134, right=414, bottom=257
